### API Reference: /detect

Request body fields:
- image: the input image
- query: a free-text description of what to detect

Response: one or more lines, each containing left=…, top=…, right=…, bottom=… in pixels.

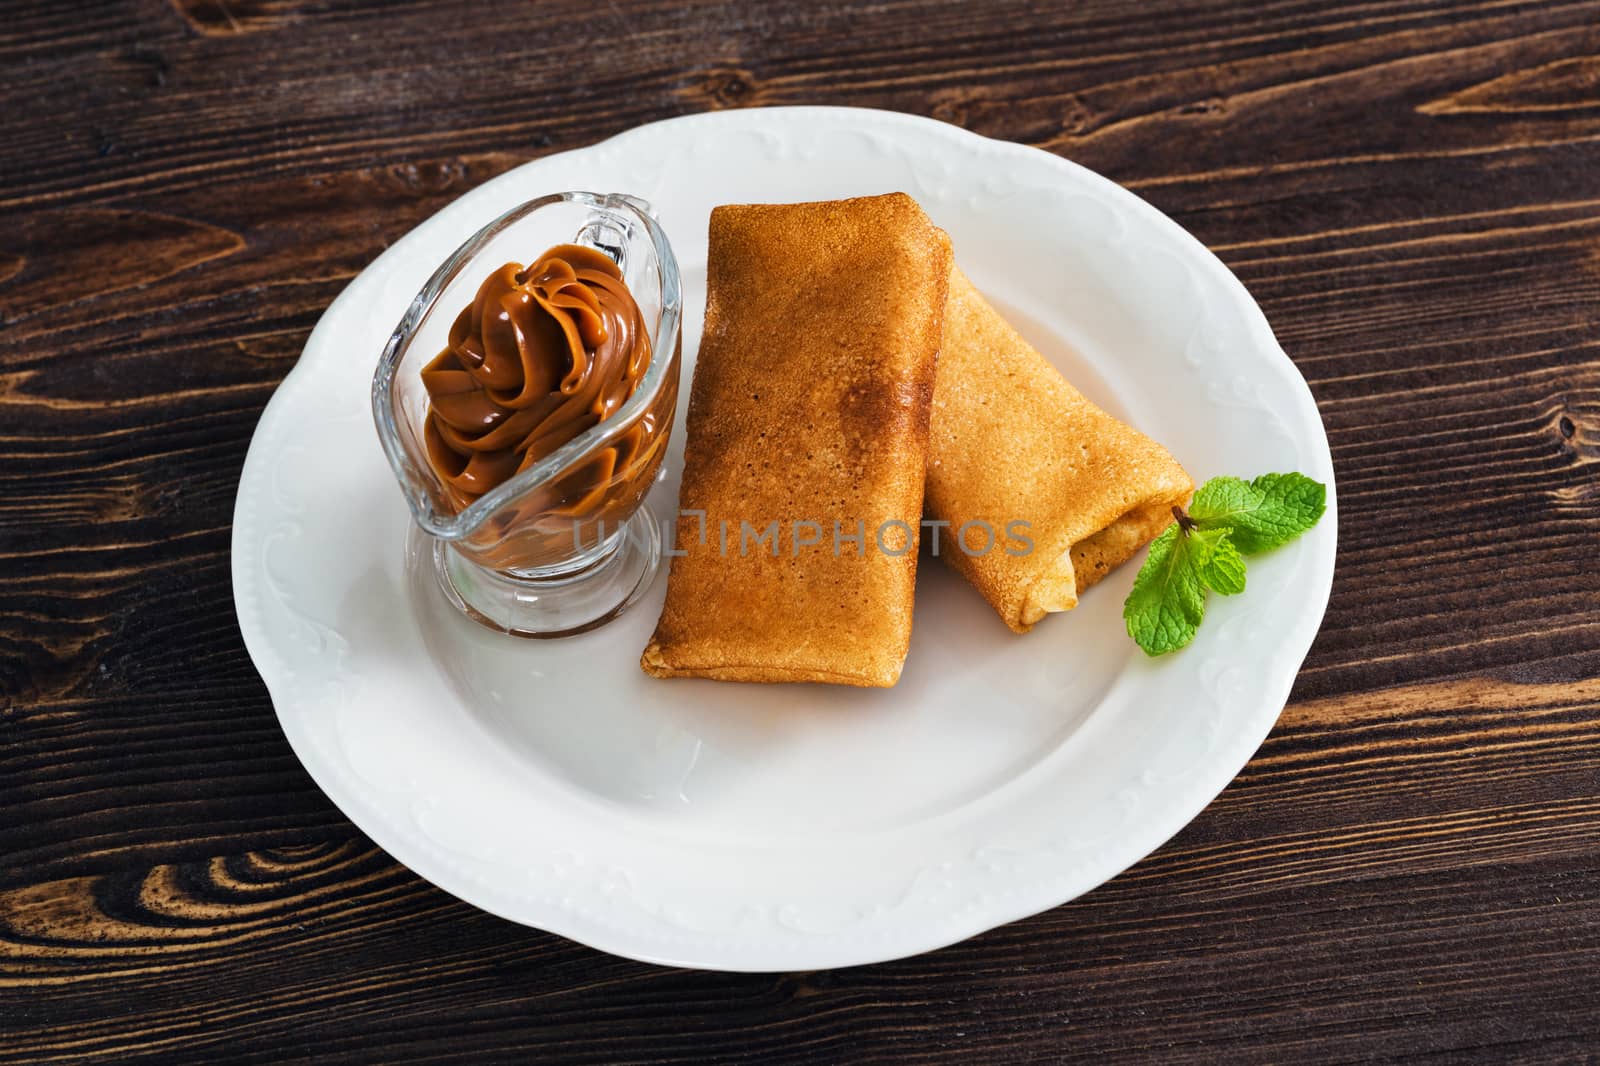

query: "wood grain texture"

left=2, top=0, right=1598, bottom=1061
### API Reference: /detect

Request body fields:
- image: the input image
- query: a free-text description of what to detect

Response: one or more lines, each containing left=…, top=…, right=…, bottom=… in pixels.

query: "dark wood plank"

left=2, top=0, right=1598, bottom=1061
left=2, top=679, right=1597, bottom=1063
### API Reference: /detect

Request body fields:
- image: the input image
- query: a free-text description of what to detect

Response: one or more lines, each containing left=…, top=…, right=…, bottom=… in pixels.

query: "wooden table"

left=4, top=1, right=1598, bottom=1060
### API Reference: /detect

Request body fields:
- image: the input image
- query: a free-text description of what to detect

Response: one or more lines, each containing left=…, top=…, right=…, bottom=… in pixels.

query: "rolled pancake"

left=926, top=267, right=1192, bottom=633
left=641, top=194, right=952, bottom=686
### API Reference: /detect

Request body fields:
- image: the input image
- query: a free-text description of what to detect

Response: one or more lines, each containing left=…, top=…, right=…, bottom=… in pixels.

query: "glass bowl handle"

left=574, top=195, right=656, bottom=271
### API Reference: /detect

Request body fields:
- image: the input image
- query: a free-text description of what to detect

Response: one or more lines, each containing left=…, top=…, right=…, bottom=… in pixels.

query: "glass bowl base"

left=416, top=510, right=662, bottom=639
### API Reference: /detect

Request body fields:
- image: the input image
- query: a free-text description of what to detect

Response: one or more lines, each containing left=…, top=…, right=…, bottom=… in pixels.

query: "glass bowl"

left=372, top=191, right=682, bottom=637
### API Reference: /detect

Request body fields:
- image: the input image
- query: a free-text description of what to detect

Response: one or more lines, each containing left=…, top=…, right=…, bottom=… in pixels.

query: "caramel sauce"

left=421, top=243, right=652, bottom=509
left=419, top=243, right=676, bottom=573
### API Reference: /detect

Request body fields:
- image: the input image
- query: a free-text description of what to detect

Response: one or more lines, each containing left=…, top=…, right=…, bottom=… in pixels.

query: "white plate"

left=233, top=107, right=1336, bottom=971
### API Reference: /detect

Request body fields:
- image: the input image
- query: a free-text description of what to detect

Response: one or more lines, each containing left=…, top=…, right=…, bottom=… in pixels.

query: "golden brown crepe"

left=926, top=267, right=1192, bottom=633
left=641, top=194, right=952, bottom=686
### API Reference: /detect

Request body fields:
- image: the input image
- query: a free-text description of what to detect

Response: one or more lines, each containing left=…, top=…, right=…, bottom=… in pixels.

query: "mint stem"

left=1172, top=505, right=1198, bottom=536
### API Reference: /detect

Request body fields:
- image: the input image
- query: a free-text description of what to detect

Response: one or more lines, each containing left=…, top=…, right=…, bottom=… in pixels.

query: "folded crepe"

left=641, top=193, right=952, bottom=686
left=926, top=267, right=1192, bottom=633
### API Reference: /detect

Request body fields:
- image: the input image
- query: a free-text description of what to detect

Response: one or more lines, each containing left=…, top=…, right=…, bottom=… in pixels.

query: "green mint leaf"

left=1243, top=472, right=1326, bottom=551
left=1194, top=528, right=1246, bottom=595
left=1188, top=476, right=1261, bottom=526
left=1123, top=524, right=1207, bottom=655
left=1190, top=472, right=1327, bottom=554
left=1123, top=472, right=1326, bottom=657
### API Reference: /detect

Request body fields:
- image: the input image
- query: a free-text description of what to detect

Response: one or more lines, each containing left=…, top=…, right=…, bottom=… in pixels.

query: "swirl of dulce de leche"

left=421, top=243, right=652, bottom=511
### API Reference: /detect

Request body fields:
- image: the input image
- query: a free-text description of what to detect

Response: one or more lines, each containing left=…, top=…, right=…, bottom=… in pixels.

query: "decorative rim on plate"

left=232, top=106, right=1336, bottom=971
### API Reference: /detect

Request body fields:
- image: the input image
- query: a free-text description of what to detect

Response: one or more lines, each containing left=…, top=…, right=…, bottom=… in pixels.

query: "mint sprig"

left=1123, top=472, right=1326, bottom=656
